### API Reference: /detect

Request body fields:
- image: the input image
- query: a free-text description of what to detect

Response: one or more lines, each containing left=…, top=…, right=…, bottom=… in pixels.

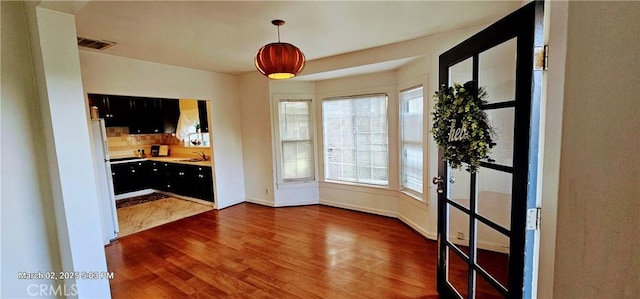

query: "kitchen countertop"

left=110, top=156, right=212, bottom=167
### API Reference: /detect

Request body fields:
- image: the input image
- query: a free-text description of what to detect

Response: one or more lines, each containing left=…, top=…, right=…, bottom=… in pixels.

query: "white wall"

left=24, top=5, right=111, bottom=297
left=79, top=51, right=246, bottom=209
left=551, top=1, right=640, bottom=298
left=238, top=72, right=274, bottom=206
left=1, top=2, right=62, bottom=297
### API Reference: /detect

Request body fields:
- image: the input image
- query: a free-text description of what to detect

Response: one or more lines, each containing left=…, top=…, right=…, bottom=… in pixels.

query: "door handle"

left=432, top=176, right=444, bottom=194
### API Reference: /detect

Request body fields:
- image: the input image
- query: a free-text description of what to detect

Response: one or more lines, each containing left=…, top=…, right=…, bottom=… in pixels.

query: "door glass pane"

left=449, top=58, right=473, bottom=86
left=485, top=107, right=515, bottom=167
left=447, top=247, right=469, bottom=299
left=447, top=203, right=470, bottom=256
left=448, top=166, right=471, bottom=209
left=478, top=38, right=517, bottom=104
left=475, top=220, right=510, bottom=289
left=475, top=271, right=505, bottom=299
left=477, top=167, right=512, bottom=230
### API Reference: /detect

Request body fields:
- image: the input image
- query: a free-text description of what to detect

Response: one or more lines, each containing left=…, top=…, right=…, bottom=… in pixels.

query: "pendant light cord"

left=277, top=25, right=281, bottom=42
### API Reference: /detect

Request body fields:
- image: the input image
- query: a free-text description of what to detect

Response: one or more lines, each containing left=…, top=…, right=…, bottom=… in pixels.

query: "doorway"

left=434, top=2, right=544, bottom=298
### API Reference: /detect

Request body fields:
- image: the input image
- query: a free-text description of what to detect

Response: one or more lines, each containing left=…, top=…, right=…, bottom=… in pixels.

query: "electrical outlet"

left=456, top=232, right=464, bottom=240
left=265, top=187, right=269, bottom=194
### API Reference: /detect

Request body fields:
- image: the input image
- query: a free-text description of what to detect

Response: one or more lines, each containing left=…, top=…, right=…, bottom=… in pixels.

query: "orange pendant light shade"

left=255, top=20, right=306, bottom=79
left=255, top=43, right=305, bottom=79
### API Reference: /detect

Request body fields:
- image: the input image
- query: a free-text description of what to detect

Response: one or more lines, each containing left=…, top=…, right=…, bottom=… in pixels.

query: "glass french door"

left=435, top=2, right=544, bottom=298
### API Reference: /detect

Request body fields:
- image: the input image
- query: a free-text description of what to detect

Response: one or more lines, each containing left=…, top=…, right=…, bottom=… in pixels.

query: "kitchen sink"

left=174, top=158, right=206, bottom=162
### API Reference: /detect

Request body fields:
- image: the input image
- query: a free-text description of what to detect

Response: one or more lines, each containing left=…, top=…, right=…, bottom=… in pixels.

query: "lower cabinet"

left=112, top=161, right=214, bottom=203
left=167, top=163, right=214, bottom=202
left=111, top=161, right=147, bottom=195
left=148, top=161, right=170, bottom=191
left=192, top=166, right=214, bottom=201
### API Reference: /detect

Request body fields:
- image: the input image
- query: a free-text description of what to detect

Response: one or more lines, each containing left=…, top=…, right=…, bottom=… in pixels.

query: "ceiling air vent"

left=77, top=36, right=116, bottom=51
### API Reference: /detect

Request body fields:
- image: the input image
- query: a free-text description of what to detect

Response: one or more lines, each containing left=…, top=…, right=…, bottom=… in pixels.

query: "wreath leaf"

left=431, top=81, right=494, bottom=173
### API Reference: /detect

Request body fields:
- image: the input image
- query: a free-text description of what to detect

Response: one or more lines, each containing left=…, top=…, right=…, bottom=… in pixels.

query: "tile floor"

left=116, top=197, right=213, bottom=237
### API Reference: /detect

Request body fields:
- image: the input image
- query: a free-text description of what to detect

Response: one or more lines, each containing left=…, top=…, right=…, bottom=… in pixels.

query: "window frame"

left=273, top=97, right=316, bottom=184
left=321, top=93, right=390, bottom=187
left=399, top=85, right=424, bottom=199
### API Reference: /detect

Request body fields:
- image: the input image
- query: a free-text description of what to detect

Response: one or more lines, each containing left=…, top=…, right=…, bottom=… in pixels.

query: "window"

left=322, top=94, right=388, bottom=186
left=278, top=100, right=314, bottom=181
left=400, top=86, right=424, bottom=196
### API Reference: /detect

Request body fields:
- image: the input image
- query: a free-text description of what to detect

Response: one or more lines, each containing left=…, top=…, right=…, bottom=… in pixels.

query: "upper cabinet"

left=162, top=99, right=180, bottom=133
left=88, top=94, right=130, bottom=127
left=197, top=100, right=209, bottom=133
left=88, top=93, right=180, bottom=134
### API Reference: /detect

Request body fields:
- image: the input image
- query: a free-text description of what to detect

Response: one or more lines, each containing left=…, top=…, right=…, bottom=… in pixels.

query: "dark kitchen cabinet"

left=162, top=99, right=180, bottom=133
left=192, top=166, right=214, bottom=202
left=129, top=97, right=180, bottom=134
left=111, top=161, right=147, bottom=195
left=88, top=94, right=131, bottom=127
left=112, top=161, right=214, bottom=203
left=154, top=163, right=214, bottom=202
left=172, top=164, right=213, bottom=202
left=147, top=161, right=170, bottom=191
left=168, top=163, right=192, bottom=196
left=111, top=163, right=130, bottom=195
left=197, top=100, right=209, bottom=133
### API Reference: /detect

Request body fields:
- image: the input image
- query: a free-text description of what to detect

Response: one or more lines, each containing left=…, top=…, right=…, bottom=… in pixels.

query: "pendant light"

left=255, top=20, right=306, bottom=79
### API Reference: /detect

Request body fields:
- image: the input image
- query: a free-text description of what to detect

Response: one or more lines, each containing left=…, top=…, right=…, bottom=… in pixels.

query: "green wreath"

left=431, top=81, right=494, bottom=173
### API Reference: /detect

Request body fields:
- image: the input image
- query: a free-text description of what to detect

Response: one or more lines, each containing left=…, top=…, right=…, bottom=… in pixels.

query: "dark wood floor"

left=105, top=203, right=507, bottom=298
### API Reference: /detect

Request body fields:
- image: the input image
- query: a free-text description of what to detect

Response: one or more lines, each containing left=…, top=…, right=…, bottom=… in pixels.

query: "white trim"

left=271, top=93, right=317, bottom=185
left=114, top=189, right=154, bottom=200
left=399, top=192, right=428, bottom=210
left=216, top=197, right=245, bottom=210
left=245, top=197, right=275, bottom=207
left=321, top=93, right=391, bottom=187
left=155, top=191, right=214, bottom=207
left=400, top=189, right=424, bottom=202
left=115, top=189, right=216, bottom=207
left=398, top=214, right=437, bottom=240
left=277, top=181, right=319, bottom=189
left=448, top=236, right=510, bottom=254
left=319, top=199, right=397, bottom=218
left=274, top=198, right=319, bottom=207
left=319, top=180, right=398, bottom=197
left=399, top=85, right=425, bottom=199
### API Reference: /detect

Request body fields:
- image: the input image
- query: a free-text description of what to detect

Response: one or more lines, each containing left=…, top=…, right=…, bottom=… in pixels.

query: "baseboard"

left=398, top=214, right=437, bottom=241
left=155, top=191, right=214, bottom=206
left=448, top=236, right=509, bottom=254
left=274, top=198, right=319, bottom=207
left=115, top=189, right=154, bottom=200
left=320, top=199, right=397, bottom=218
left=245, top=197, right=274, bottom=207
left=217, top=198, right=245, bottom=210
left=211, top=196, right=508, bottom=254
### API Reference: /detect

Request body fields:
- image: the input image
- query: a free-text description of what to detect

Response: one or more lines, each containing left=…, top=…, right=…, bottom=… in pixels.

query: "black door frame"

left=436, top=1, right=544, bottom=298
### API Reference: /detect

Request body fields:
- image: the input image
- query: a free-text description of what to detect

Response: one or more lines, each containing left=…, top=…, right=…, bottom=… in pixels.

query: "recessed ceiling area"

left=44, top=1, right=521, bottom=77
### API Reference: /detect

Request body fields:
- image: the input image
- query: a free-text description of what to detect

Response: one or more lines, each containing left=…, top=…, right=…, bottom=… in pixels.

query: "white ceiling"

left=44, top=1, right=521, bottom=77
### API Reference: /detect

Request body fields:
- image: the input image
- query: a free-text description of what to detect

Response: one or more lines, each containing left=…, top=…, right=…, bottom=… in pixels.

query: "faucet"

left=193, top=151, right=207, bottom=161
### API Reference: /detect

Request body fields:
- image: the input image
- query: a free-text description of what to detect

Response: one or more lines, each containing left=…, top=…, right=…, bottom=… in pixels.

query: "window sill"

left=320, top=180, right=397, bottom=197
left=277, top=180, right=318, bottom=189
left=400, top=189, right=424, bottom=202
left=323, top=179, right=388, bottom=189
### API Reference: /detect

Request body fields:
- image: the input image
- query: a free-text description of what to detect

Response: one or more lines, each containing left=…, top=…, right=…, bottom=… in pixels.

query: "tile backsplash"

left=106, top=127, right=211, bottom=158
